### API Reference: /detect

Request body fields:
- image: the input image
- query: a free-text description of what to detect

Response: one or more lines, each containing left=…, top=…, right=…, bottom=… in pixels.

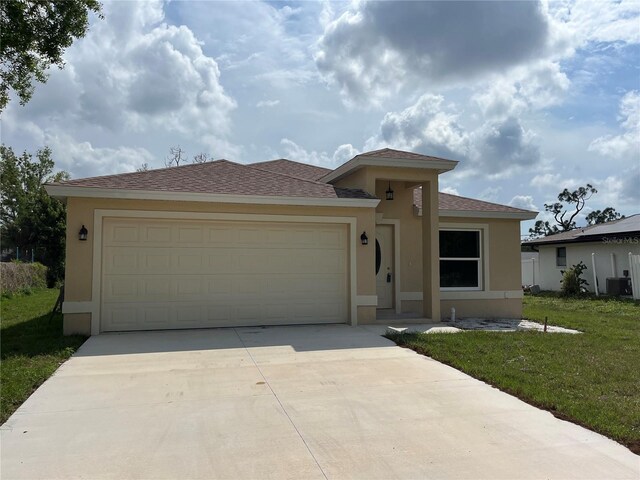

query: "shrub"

left=0, top=262, right=47, bottom=294
left=560, top=261, right=589, bottom=296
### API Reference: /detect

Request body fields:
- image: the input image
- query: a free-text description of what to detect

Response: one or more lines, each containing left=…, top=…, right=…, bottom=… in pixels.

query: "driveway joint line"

left=232, top=328, right=329, bottom=480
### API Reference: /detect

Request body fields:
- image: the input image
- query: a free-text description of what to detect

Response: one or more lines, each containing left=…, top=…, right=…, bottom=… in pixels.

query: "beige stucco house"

left=46, top=148, right=537, bottom=335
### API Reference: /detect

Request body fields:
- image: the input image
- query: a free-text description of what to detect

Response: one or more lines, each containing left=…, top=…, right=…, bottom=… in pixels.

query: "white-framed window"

left=556, top=246, right=567, bottom=267
left=439, top=229, right=482, bottom=290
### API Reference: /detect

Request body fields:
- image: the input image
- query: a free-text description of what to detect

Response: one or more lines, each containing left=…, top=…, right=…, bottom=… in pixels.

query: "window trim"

left=556, top=246, right=567, bottom=268
left=439, top=228, right=483, bottom=291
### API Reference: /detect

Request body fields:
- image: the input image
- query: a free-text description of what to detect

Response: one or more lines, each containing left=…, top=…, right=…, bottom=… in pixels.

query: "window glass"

left=440, top=230, right=480, bottom=258
left=440, top=260, right=479, bottom=288
left=556, top=247, right=567, bottom=267
left=439, top=229, right=482, bottom=289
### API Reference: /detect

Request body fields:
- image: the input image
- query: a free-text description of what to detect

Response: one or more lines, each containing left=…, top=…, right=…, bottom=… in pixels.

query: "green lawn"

left=1, top=289, right=86, bottom=424
left=387, top=293, right=640, bottom=454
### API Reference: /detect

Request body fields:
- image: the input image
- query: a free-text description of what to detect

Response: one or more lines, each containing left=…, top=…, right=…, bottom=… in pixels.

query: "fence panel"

left=630, top=253, right=640, bottom=300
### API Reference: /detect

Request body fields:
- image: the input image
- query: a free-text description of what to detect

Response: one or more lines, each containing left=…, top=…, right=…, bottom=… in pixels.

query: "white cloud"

left=509, top=195, right=538, bottom=211
left=256, top=99, right=280, bottom=108
left=473, top=61, right=570, bottom=118
left=365, top=94, right=470, bottom=159
left=46, top=132, right=155, bottom=179
left=315, top=1, right=555, bottom=106
left=7, top=0, right=238, bottom=174
left=589, top=90, right=640, bottom=159
left=470, top=117, right=541, bottom=177
left=479, top=187, right=502, bottom=203
left=550, top=0, right=640, bottom=46
left=530, top=173, right=561, bottom=189
left=440, top=186, right=459, bottom=196
left=279, top=139, right=358, bottom=168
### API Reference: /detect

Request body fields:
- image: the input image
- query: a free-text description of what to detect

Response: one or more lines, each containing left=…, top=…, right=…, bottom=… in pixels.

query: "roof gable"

left=251, top=159, right=330, bottom=181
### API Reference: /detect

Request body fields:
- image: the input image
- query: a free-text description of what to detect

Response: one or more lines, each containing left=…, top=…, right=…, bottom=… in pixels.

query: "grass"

left=1, top=288, right=86, bottom=424
left=387, top=293, right=640, bottom=454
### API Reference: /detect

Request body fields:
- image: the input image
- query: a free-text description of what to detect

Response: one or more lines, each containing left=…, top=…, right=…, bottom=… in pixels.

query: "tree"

left=586, top=208, right=624, bottom=225
left=192, top=152, right=211, bottom=164
left=0, top=145, right=68, bottom=285
left=0, top=0, right=103, bottom=111
left=529, top=184, right=597, bottom=237
left=136, top=162, right=149, bottom=172
left=165, top=146, right=187, bottom=167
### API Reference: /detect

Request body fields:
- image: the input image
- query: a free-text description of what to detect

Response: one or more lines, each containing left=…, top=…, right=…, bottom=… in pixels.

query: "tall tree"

left=529, top=184, right=622, bottom=238
left=192, top=152, right=211, bottom=164
left=0, top=145, right=68, bottom=285
left=0, top=0, right=102, bottom=111
left=586, top=208, right=624, bottom=225
left=165, top=146, right=187, bottom=167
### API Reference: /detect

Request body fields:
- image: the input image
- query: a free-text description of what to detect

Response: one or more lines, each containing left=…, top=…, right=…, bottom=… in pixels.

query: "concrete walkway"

left=1, top=325, right=637, bottom=479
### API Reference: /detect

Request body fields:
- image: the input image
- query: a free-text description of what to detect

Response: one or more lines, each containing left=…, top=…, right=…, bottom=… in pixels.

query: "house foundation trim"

left=400, top=290, right=524, bottom=301
left=356, top=295, right=378, bottom=306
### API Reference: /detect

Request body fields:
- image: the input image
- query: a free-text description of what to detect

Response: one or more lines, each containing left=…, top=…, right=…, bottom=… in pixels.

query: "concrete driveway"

left=1, top=325, right=638, bottom=479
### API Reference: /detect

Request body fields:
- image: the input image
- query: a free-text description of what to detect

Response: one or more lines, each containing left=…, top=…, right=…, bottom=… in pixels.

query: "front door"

left=375, top=224, right=394, bottom=309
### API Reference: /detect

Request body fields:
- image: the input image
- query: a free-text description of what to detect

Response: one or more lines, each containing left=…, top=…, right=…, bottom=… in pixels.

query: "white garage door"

left=100, top=217, right=349, bottom=332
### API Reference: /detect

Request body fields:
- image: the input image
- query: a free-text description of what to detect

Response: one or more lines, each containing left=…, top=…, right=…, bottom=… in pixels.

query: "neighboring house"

left=46, top=148, right=537, bottom=336
left=522, top=215, right=640, bottom=294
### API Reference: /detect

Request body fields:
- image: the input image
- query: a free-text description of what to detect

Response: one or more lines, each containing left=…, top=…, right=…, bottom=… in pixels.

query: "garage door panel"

left=101, top=218, right=349, bottom=332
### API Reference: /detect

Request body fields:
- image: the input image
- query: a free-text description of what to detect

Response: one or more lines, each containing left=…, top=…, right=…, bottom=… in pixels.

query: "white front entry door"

left=100, top=217, right=349, bottom=332
left=375, top=224, right=394, bottom=309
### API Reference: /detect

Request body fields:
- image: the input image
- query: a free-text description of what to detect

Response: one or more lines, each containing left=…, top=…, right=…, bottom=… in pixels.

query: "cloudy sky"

left=2, top=0, right=639, bottom=234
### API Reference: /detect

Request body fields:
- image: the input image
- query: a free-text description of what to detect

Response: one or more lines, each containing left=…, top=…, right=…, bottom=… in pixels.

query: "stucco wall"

left=64, top=197, right=377, bottom=334
left=537, top=241, right=640, bottom=293
left=372, top=186, right=523, bottom=318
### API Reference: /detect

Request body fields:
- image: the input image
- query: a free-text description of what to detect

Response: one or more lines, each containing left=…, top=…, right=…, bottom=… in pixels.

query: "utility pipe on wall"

left=592, top=252, right=599, bottom=296
left=610, top=253, right=616, bottom=278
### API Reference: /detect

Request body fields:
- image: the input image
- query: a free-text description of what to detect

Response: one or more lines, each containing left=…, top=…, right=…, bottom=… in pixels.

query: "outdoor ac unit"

left=606, top=277, right=632, bottom=296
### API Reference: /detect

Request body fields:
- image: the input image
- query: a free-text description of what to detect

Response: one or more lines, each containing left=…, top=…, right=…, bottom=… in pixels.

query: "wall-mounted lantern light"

left=360, top=231, right=369, bottom=245
left=79, top=225, right=88, bottom=241
left=386, top=181, right=394, bottom=201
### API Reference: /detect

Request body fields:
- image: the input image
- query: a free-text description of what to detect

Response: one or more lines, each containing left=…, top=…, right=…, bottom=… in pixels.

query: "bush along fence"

left=0, top=262, right=48, bottom=295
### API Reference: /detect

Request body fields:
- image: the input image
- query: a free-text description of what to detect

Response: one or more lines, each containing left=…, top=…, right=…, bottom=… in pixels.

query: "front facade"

left=523, top=215, right=640, bottom=294
left=46, top=149, right=536, bottom=335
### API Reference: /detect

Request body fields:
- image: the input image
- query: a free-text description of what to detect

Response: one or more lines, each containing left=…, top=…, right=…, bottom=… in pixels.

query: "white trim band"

left=400, top=291, right=524, bottom=301
left=45, top=185, right=380, bottom=209
left=414, top=206, right=537, bottom=220
left=356, top=295, right=378, bottom=306
left=62, top=301, right=95, bottom=314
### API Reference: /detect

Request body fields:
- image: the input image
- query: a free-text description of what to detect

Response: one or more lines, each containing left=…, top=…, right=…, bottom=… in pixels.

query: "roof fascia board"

left=320, top=156, right=458, bottom=184
left=432, top=208, right=537, bottom=220
left=45, top=185, right=381, bottom=208
left=523, top=231, right=640, bottom=246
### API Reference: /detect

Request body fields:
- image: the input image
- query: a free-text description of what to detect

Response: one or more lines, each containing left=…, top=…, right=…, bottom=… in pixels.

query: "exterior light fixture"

left=79, top=225, right=88, bottom=241
left=386, top=181, right=394, bottom=201
left=360, top=231, right=369, bottom=245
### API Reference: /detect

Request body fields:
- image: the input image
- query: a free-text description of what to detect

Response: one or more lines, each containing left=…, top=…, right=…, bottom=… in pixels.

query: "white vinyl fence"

left=521, top=255, right=540, bottom=286
left=629, top=253, right=640, bottom=300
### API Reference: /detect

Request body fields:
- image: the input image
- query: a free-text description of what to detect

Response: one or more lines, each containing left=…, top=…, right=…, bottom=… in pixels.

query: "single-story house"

left=522, top=214, right=640, bottom=295
left=46, top=148, right=537, bottom=335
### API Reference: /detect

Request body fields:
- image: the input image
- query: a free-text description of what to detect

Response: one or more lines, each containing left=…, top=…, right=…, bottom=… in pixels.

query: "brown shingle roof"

left=413, top=189, right=534, bottom=214
left=51, top=160, right=375, bottom=200
left=251, top=159, right=330, bottom=181
left=49, top=155, right=536, bottom=214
